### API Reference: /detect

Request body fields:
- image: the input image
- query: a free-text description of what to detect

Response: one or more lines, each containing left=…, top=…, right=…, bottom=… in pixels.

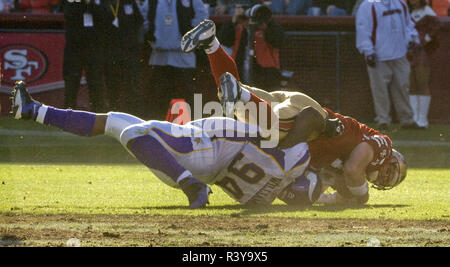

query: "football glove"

left=323, top=118, right=344, bottom=138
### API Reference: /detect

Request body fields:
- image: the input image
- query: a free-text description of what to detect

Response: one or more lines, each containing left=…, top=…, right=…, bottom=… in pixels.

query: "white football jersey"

left=214, top=141, right=310, bottom=205
left=120, top=117, right=310, bottom=205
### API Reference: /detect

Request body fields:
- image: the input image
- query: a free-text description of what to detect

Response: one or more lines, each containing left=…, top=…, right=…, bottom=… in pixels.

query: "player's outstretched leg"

left=10, top=80, right=145, bottom=138
left=10, top=81, right=211, bottom=209
left=11, top=80, right=104, bottom=137
left=182, top=19, right=240, bottom=86
left=181, top=21, right=275, bottom=128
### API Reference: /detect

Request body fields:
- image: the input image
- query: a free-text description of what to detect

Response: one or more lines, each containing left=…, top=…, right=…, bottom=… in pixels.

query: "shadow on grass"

left=147, top=203, right=410, bottom=215
left=7, top=203, right=410, bottom=218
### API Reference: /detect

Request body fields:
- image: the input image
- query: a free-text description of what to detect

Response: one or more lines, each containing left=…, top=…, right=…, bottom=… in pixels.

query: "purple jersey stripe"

left=292, top=151, right=310, bottom=169
left=260, top=147, right=285, bottom=170
left=129, top=135, right=186, bottom=183
left=151, top=128, right=194, bottom=154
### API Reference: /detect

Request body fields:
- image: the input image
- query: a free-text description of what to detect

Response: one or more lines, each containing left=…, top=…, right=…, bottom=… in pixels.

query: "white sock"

left=347, top=181, right=368, bottom=197
left=240, top=88, right=251, bottom=103
left=409, top=95, right=419, bottom=123
left=176, top=170, right=193, bottom=183
left=205, top=37, right=220, bottom=54
left=35, top=105, right=48, bottom=124
left=417, top=95, right=431, bottom=128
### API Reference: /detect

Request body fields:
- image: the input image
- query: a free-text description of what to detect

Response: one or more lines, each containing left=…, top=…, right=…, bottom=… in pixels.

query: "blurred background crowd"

left=1, top=0, right=448, bottom=16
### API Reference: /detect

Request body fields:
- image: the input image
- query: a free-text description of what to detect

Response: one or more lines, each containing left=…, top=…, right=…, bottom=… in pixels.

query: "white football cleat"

left=181, top=19, right=216, bottom=53
left=219, top=72, right=242, bottom=118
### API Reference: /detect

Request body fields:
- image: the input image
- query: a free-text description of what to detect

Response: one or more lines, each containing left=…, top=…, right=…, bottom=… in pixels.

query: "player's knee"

left=119, top=120, right=163, bottom=148
left=105, top=112, right=145, bottom=141
left=120, top=123, right=147, bottom=148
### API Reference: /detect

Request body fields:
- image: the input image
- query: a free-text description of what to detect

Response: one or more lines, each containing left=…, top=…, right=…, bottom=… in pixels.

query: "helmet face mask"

left=369, top=149, right=407, bottom=190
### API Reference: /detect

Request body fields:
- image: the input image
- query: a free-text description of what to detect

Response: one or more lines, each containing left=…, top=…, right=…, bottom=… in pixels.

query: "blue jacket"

left=356, top=0, right=419, bottom=61
left=148, top=0, right=208, bottom=68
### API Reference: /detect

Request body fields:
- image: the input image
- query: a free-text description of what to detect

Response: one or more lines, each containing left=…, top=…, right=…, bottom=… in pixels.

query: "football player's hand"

left=332, top=178, right=369, bottom=205
left=366, top=54, right=376, bottom=68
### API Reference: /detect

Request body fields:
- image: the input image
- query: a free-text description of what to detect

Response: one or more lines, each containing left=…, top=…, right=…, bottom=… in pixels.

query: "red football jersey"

left=308, top=108, right=392, bottom=173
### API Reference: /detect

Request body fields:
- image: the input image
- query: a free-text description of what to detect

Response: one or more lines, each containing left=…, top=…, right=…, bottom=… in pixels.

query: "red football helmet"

left=367, top=149, right=407, bottom=190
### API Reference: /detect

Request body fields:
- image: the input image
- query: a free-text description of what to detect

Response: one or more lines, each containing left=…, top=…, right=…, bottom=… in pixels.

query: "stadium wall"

left=0, top=14, right=449, bottom=123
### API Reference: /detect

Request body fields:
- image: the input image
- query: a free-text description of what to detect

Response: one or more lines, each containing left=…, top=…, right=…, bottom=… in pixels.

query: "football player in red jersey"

left=278, top=107, right=407, bottom=206
left=182, top=19, right=408, bottom=206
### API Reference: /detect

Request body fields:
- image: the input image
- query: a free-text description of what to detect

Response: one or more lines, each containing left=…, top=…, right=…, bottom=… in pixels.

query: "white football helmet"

left=367, top=149, right=407, bottom=190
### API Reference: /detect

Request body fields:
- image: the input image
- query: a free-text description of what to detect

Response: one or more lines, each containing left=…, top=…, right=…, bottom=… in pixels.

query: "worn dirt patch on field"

left=0, top=213, right=448, bottom=247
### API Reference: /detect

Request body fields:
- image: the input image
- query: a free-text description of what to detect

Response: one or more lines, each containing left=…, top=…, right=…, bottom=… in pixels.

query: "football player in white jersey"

left=10, top=81, right=311, bottom=208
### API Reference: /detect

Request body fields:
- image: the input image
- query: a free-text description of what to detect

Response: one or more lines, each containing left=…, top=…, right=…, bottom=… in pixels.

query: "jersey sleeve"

left=273, top=92, right=328, bottom=140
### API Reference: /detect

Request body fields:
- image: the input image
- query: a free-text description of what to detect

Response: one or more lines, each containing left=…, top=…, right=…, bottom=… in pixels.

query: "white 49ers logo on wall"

left=1, top=44, right=48, bottom=85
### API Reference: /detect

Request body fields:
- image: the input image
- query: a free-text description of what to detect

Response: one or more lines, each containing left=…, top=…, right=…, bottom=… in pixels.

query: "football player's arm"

left=317, top=191, right=368, bottom=205
left=278, top=106, right=326, bottom=149
left=334, top=142, right=373, bottom=204
left=278, top=106, right=343, bottom=149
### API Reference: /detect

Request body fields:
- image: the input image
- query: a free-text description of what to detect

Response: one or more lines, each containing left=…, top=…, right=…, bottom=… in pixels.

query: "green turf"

left=0, top=164, right=448, bottom=220
left=1, top=116, right=449, bottom=217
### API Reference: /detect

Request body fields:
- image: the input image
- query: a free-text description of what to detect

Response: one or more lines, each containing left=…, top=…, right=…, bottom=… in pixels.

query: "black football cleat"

left=10, top=81, right=41, bottom=120
left=180, top=177, right=212, bottom=209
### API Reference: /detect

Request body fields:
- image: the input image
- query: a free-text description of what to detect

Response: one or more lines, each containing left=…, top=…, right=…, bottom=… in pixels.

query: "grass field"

left=0, top=117, right=449, bottom=247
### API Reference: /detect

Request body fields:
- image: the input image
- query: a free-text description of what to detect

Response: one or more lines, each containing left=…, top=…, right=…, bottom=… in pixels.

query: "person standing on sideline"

left=145, top=0, right=208, bottom=119
left=408, top=0, right=441, bottom=129
left=356, top=0, right=420, bottom=130
left=102, top=0, right=143, bottom=114
left=62, top=0, right=106, bottom=112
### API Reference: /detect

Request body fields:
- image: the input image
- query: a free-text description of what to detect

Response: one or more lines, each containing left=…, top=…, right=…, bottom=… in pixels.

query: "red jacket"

left=253, top=26, right=280, bottom=69
left=20, top=0, right=59, bottom=14
left=231, top=22, right=283, bottom=70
